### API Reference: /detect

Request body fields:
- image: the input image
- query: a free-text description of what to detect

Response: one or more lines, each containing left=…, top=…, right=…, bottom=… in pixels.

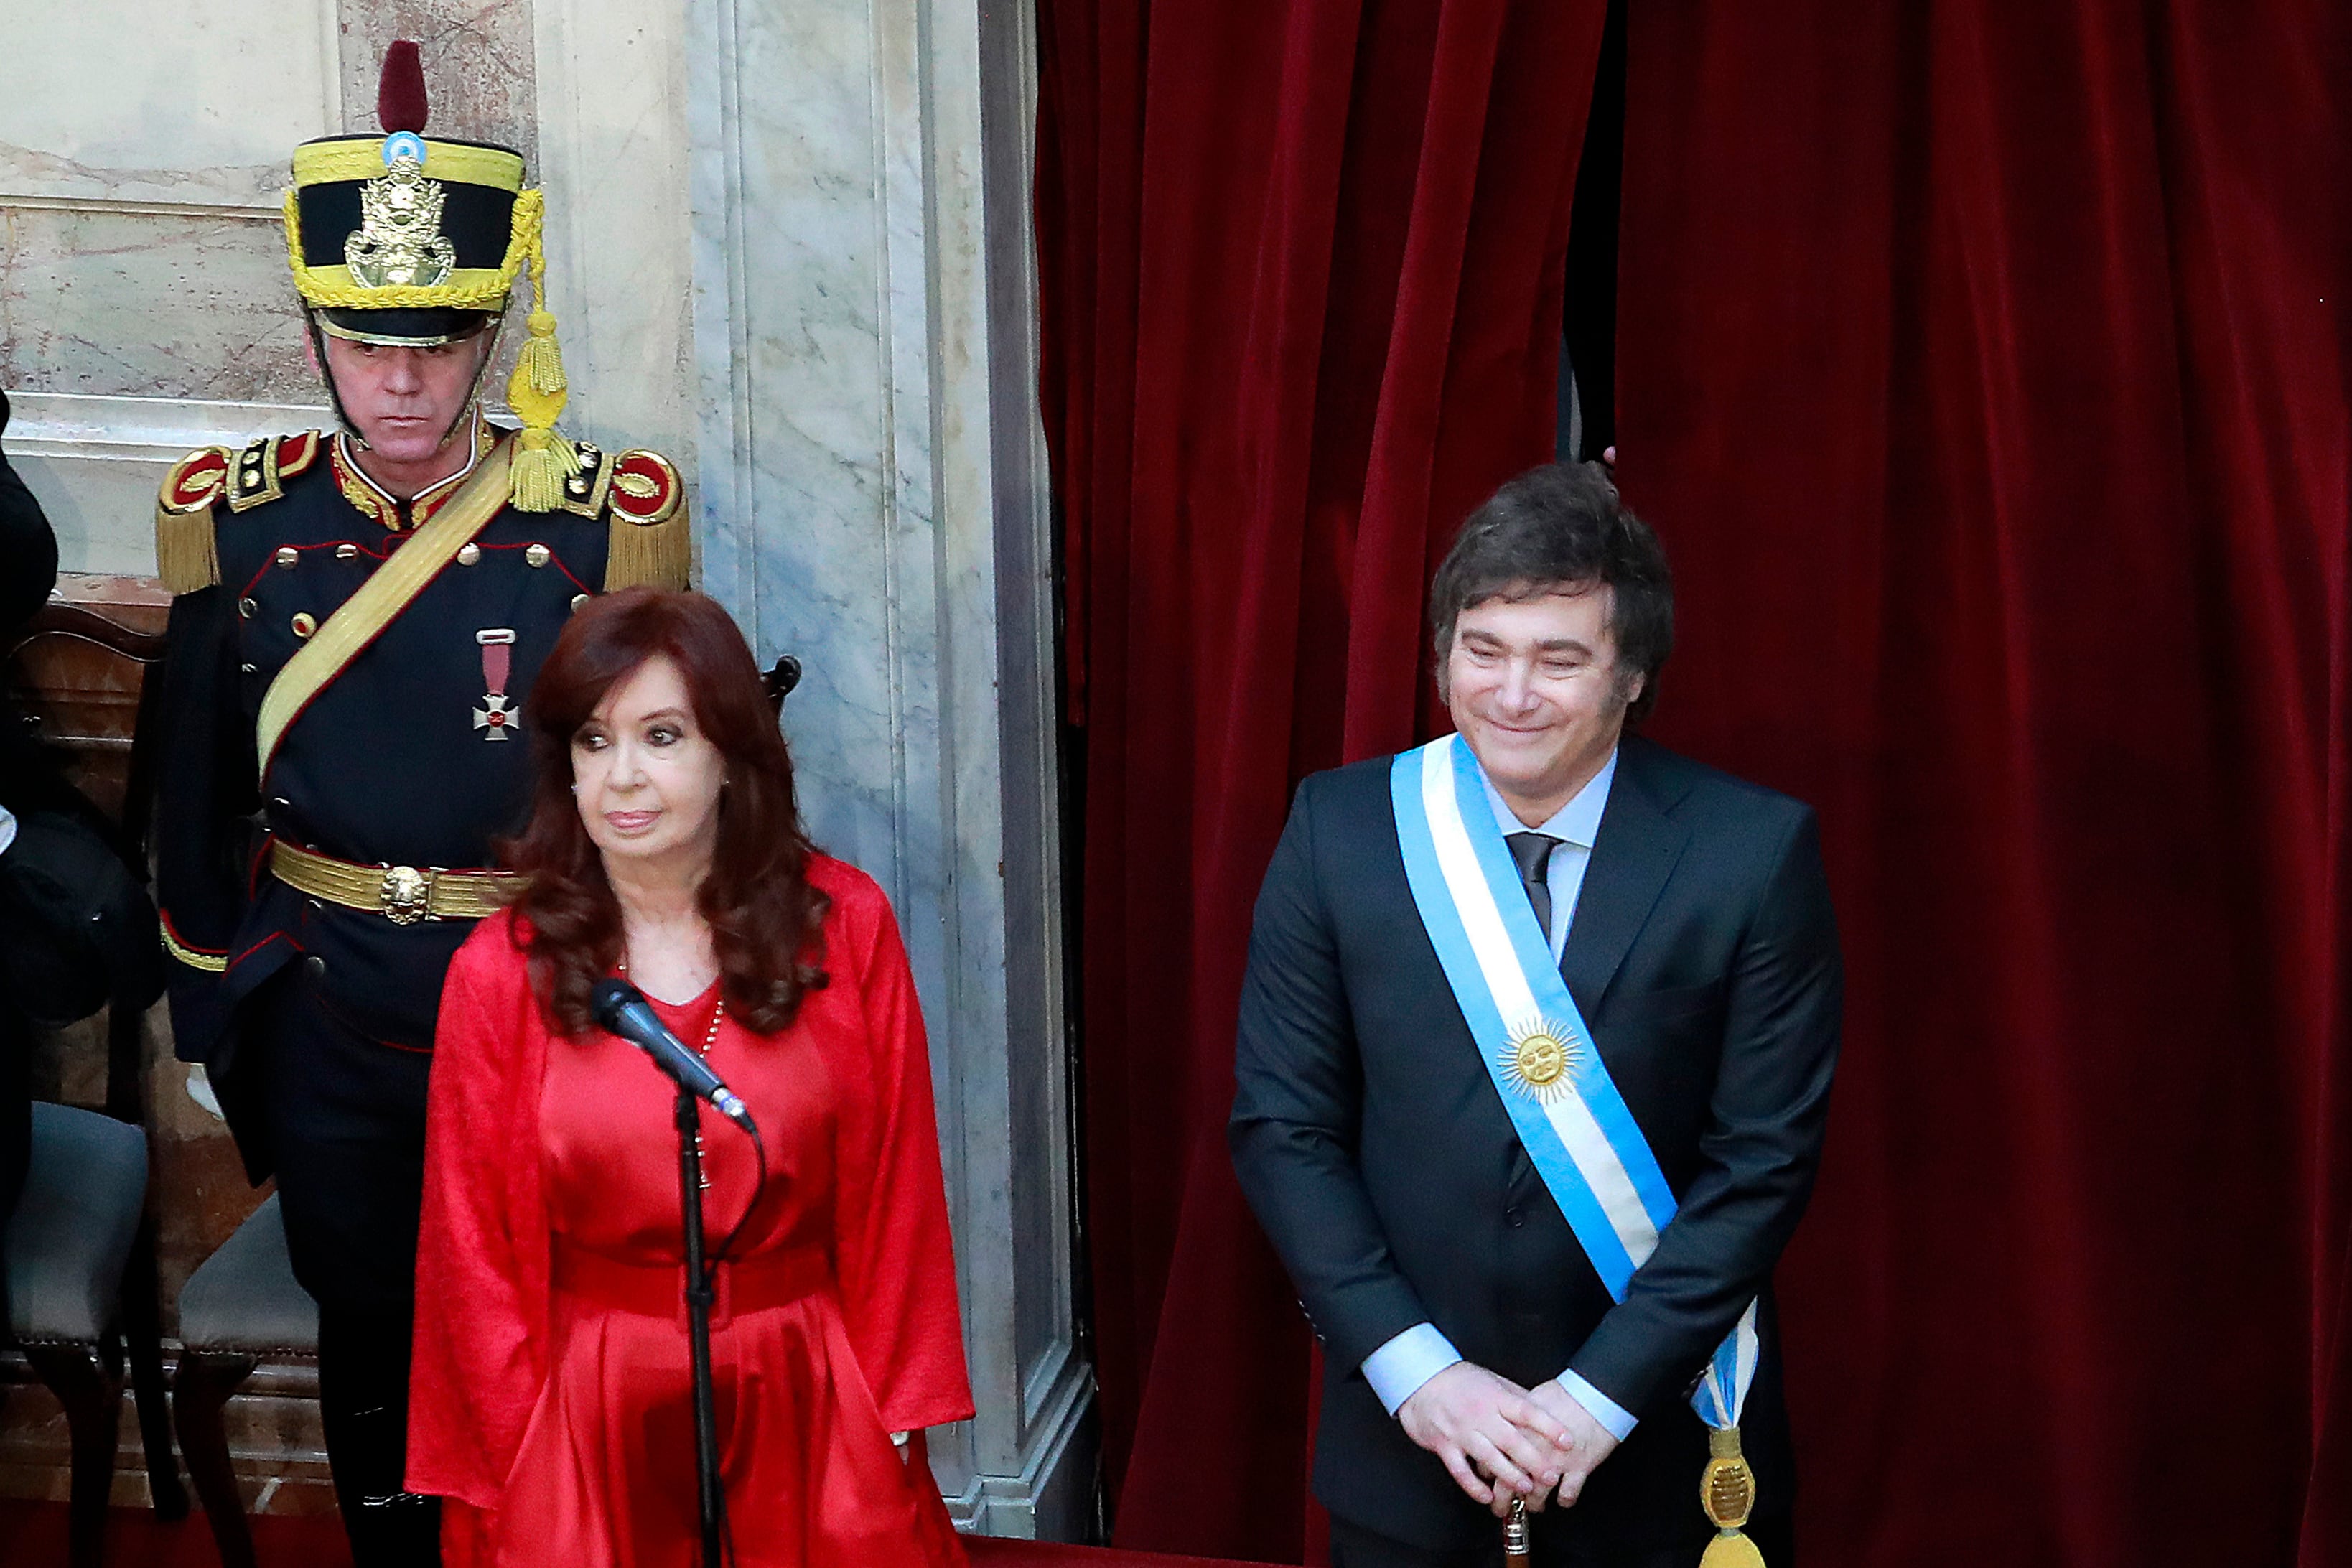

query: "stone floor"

left=0, top=1350, right=336, bottom=1516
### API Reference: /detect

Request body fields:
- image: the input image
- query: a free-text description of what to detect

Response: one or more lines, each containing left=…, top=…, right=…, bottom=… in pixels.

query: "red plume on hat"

left=377, top=40, right=429, bottom=134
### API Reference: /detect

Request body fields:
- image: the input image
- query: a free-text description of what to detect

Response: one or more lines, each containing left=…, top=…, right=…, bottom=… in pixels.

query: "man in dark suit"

left=1231, top=462, right=1840, bottom=1567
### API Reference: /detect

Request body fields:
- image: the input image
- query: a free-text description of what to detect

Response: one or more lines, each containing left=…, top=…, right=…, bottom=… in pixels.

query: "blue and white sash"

left=1390, top=734, right=1758, bottom=1432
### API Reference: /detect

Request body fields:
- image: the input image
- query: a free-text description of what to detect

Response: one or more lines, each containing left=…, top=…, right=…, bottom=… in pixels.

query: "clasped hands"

left=1397, top=1363, right=1619, bottom=1516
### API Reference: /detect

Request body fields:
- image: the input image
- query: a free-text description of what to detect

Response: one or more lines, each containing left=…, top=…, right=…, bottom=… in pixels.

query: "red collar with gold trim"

left=330, top=410, right=498, bottom=531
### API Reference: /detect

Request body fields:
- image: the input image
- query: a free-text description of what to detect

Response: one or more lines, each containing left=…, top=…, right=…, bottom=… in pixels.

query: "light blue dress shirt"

left=1358, top=746, right=1639, bottom=1440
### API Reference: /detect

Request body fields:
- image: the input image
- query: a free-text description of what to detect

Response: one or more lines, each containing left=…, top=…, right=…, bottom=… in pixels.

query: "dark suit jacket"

left=1229, top=735, right=1841, bottom=1556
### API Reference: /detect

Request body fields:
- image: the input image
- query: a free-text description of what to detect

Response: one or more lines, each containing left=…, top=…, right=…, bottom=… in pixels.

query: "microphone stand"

left=674, top=1088, right=724, bottom=1568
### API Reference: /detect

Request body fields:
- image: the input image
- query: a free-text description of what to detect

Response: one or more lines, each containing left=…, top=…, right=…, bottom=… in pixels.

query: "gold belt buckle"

left=378, top=864, right=434, bottom=925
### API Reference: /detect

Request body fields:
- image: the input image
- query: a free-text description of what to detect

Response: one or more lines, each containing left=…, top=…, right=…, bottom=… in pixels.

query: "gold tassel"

left=1699, top=1530, right=1768, bottom=1568
left=510, top=426, right=569, bottom=512
left=505, top=200, right=571, bottom=513
left=154, top=501, right=220, bottom=593
left=516, top=308, right=566, bottom=397
left=1697, top=1426, right=1767, bottom=1568
left=605, top=505, right=692, bottom=592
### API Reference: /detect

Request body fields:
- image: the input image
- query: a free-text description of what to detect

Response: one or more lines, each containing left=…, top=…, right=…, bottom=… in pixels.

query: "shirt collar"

left=1475, top=745, right=1618, bottom=849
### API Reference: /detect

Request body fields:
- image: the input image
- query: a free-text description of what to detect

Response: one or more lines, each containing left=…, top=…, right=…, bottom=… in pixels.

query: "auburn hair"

left=500, top=588, right=829, bottom=1035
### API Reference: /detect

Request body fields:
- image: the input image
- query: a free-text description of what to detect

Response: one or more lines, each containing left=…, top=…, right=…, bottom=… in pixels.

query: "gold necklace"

left=619, top=953, right=726, bottom=1188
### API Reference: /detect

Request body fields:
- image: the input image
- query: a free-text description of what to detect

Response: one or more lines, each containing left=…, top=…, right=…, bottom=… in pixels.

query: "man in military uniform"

left=151, top=42, right=686, bottom=1564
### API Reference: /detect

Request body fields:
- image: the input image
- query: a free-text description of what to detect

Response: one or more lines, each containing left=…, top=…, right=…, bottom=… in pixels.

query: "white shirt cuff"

left=1362, top=1322, right=1462, bottom=1417
left=0, top=805, right=16, bottom=857
left=1557, top=1369, right=1638, bottom=1439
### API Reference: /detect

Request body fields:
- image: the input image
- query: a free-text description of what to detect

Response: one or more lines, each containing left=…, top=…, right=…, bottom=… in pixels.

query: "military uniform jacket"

left=151, top=419, right=686, bottom=1175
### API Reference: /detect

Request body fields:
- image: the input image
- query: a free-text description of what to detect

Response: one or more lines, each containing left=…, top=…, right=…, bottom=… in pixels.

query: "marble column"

left=686, top=0, right=1088, bottom=1538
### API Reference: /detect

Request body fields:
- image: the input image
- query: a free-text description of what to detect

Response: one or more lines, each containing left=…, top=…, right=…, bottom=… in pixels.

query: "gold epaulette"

left=599, top=449, right=690, bottom=591
left=154, top=434, right=322, bottom=593
left=155, top=447, right=231, bottom=593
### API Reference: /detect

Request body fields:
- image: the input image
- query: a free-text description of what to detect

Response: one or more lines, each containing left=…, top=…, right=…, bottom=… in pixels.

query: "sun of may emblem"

left=1498, top=1017, right=1584, bottom=1101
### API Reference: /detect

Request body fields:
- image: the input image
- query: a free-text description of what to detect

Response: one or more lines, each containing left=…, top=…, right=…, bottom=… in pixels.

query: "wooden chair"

left=173, top=1195, right=316, bottom=1568
left=1, top=597, right=187, bottom=1566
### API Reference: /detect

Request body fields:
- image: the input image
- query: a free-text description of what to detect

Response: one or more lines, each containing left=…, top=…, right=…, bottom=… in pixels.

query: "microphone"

left=590, top=979, right=757, bottom=1134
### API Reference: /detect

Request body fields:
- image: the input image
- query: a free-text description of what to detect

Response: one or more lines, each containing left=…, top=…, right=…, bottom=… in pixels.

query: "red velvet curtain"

left=1040, top=0, right=2348, bottom=1564
left=1613, top=2, right=2350, bottom=1564
left=1035, top=1, right=1609, bottom=1557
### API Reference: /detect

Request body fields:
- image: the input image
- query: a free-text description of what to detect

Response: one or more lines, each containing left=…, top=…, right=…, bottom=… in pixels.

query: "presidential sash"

left=1391, top=734, right=1766, bottom=1566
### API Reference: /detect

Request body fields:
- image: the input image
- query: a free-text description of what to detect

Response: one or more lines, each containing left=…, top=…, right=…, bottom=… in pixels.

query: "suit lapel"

left=1561, top=740, right=1690, bottom=1014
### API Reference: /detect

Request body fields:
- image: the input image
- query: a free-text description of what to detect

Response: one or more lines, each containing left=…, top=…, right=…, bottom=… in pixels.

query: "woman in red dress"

left=406, top=588, right=973, bottom=1567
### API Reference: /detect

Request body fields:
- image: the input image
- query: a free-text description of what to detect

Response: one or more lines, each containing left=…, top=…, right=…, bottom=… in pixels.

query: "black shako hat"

left=280, top=40, right=574, bottom=508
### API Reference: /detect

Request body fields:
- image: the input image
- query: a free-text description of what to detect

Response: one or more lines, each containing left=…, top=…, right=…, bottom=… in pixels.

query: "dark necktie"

left=1505, top=831, right=1561, bottom=943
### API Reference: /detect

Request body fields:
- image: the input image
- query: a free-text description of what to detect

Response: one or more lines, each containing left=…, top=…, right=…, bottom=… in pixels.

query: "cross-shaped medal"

left=475, top=627, right=516, bottom=740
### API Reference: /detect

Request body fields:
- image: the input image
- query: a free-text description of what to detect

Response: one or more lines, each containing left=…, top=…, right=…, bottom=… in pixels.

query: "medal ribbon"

left=1390, top=734, right=1760, bottom=1430
left=478, top=629, right=513, bottom=699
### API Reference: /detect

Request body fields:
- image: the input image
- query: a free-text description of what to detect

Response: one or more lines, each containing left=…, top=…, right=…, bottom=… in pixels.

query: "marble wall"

left=342, top=1, right=545, bottom=172
left=689, top=0, right=1086, bottom=1532
left=1, top=0, right=696, bottom=569
left=4, top=0, right=1084, bottom=1539
left=0, top=4, right=335, bottom=555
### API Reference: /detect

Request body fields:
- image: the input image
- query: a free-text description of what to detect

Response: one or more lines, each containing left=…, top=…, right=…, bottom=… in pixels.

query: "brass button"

left=335, top=543, right=360, bottom=561
left=275, top=546, right=299, bottom=569
left=525, top=543, right=551, bottom=569
left=571, top=593, right=589, bottom=612
left=291, top=612, right=317, bottom=638
left=238, top=597, right=257, bottom=619
left=456, top=543, right=482, bottom=566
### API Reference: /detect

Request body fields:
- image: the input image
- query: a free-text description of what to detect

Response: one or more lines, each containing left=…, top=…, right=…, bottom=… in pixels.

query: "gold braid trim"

left=284, top=186, right=543, bottom=312
left=291, top=139, right=524, bottom=191
left=159, top=925, right=228, bottom=974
